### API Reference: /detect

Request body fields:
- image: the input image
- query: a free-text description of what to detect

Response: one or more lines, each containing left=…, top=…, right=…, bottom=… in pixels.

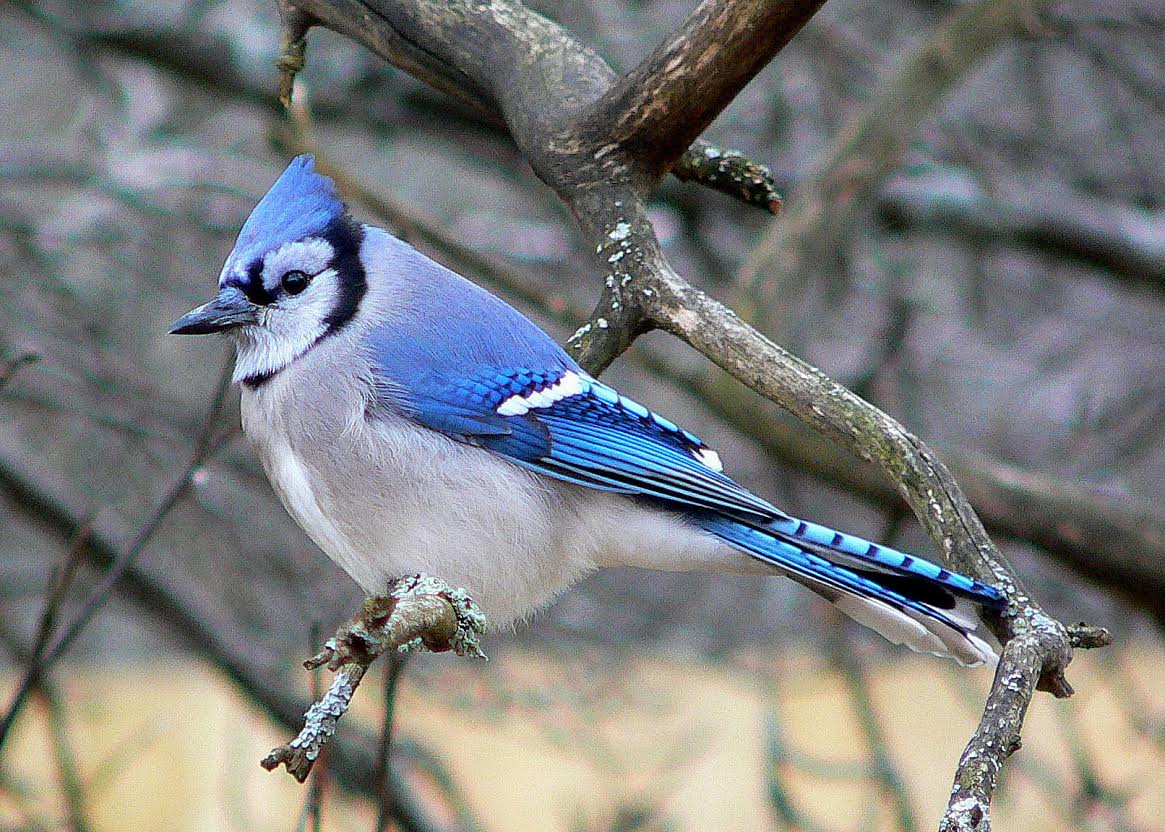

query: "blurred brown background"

left=1, top=0, right=1163, bottom=830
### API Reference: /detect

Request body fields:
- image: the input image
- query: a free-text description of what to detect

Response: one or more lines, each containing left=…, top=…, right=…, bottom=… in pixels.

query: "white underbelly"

left=264, top=438, right=391, bottom=593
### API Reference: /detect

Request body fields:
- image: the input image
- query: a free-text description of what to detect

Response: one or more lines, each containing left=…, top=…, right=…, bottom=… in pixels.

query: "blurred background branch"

left=1, top=0, right=1161, bottom=829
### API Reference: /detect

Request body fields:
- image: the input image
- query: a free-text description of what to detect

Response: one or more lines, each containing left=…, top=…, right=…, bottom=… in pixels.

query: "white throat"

left=231, top=316, right=327, bottom=383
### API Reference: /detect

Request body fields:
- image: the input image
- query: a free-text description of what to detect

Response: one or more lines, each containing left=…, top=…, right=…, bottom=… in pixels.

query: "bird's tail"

left=695, top=514, right=1006, bottom=667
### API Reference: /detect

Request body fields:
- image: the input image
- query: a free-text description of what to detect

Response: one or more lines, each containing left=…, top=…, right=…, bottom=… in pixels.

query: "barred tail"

left=696, top=515, right=1003, bottom=667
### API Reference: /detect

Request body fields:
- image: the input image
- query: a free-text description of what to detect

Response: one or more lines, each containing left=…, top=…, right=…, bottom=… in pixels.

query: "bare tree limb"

left=0, top=354, right=235, bottom=751
left=255, top=2, right=1111, bottom=829
left=736, top=0, right=1052, bottom=335
left=273, top=0, right=780, bottom=211
left=581, top=0, right=827, bottom=174
left=878, top=173, right=1165, bottom=289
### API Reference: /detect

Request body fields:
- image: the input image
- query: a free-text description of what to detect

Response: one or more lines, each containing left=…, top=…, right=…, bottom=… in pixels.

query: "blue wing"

left=388, top=364, right=784, bottom=523
left=356, top=235, right=1003, bottom=621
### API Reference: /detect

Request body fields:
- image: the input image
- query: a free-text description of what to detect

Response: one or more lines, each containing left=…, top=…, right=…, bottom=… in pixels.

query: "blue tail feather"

left=697, top=516, right=977, bottom=630
left=691, top=514, right=1005, bottom=667
left=763, top=516, right=1006, bottom=609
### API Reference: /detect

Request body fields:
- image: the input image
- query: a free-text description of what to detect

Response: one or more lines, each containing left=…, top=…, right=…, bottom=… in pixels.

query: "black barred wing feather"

left=398, top=366, right=784, bottom=523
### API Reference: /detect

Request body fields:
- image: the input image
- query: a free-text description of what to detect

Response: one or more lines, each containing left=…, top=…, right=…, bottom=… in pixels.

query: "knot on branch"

left=674, top=142, right=783, bottom=214
left=1067, top=622, right=1112, bottom=649
left=274, top=0, right=314, bottom=108
left=262, top=573, right=486, bottom=782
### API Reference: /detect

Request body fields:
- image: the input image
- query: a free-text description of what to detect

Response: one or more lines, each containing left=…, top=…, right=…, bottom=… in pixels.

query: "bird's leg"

left=308, top=573, right=487, bottom=669
left=262, top=573, right=486, bottom=781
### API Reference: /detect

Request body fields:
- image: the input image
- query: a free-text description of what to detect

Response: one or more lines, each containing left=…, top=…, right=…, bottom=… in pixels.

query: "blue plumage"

left=220, top=156, right=346, bottom=285
left=174, top=154, right=1007, bottom=666
left=362, top=246, right=1005, bottom=617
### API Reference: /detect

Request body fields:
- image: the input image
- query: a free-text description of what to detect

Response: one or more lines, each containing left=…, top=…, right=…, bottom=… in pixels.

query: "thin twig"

left=0, top=349, right=40, bottom=392
left=763, top=712, right=828, bottom=832
left=375, top=655, right=410, bottom=832
left=827, top=611, right=918, bottom=832
left=0, top=620, right=93, bottom=832
left=39, top=689, right=93, bottom=832
left=0, top=353, right=235, bottom=751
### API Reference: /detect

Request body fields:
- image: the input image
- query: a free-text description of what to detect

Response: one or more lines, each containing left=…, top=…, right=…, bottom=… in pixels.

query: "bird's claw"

left=303, top=574, right=487, bottom=672
left=389, top=573, right=488, bottom=659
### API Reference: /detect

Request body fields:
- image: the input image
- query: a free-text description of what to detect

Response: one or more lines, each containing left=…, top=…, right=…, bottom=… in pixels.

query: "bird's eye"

left=281, top=270, right=311, bottom=295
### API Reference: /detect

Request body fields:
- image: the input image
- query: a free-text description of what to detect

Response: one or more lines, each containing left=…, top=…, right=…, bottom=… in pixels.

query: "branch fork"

left=262, top=574, right=486, bottom=782
left=266, top=0, right=1111, bottom=826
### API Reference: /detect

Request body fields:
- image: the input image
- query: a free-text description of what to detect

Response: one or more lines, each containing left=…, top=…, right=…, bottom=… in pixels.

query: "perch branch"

left=262, top=576, right=486, bottom=783
left=267, top=2, right=1110, bottom=829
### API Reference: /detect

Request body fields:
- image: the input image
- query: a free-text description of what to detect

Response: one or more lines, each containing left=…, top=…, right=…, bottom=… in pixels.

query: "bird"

left=170, top=155, right=1005, bottom=667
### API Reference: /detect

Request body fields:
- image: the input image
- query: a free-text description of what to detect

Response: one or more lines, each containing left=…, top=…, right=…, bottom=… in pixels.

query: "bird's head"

left=169, top=155, right=367, bottom=385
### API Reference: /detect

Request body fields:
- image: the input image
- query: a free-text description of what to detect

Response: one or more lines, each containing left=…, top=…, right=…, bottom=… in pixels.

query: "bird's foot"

left=305, top=573, right=487, bottom=672
left=263, top=573, right=486, bottom=782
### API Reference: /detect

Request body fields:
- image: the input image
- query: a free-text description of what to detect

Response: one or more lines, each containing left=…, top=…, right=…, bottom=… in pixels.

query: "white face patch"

left=497, top=371, right=584, bottom=416
left=260, top=238, right=335, bottom=288
left=231, top=267, right=340, bottom=383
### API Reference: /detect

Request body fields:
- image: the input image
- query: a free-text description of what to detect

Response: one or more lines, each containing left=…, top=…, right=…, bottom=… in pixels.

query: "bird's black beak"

left=168, top=286, right=259, bottom=335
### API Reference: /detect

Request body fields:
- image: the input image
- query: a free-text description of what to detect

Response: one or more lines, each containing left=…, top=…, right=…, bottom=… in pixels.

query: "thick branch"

left=647, top=273, right=1089, bottom=681
left=878, top=173, right=1165, bottom=289
left=283, top=0, right=781, bottom=208
left=582, top=0, right=827, bottom=174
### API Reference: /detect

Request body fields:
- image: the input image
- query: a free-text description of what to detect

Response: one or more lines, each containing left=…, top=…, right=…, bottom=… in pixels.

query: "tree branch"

left=261, top=2, right=1111, bottom=829
left=736, top=0, right=1052, bottom=334
left=0, top=355, right=235, bottom=752
left=280, top=0, right=781, bottom=210
left=263, top=578, right=485, bottom=783
left=878, top=172, right=1165, bottom=290
left=581, top=0, right=827, bottom=175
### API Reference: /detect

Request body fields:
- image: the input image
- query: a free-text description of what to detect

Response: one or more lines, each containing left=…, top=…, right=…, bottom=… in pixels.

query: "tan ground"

left=3, top=643, right=1162, bottom=831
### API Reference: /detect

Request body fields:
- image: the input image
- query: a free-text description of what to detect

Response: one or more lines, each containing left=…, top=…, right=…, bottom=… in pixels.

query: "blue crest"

left=220, top=154, right=346, bottom=283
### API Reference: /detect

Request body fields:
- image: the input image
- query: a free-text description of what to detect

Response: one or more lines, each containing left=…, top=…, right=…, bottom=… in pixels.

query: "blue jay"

left=170, top=156, right=1005, bottom=666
